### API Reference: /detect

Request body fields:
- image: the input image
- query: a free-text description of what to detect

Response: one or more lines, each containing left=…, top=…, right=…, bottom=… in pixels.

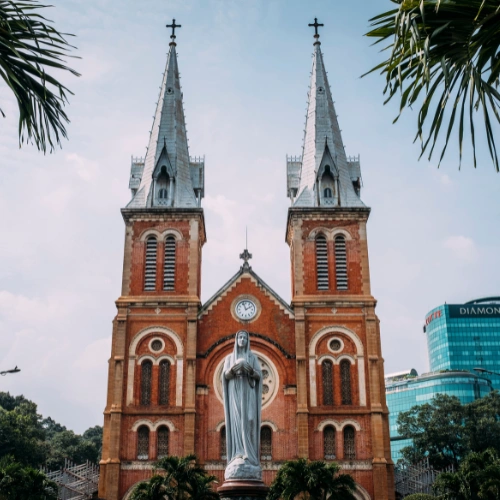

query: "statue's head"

left=236, top=330, right=249, bottom=348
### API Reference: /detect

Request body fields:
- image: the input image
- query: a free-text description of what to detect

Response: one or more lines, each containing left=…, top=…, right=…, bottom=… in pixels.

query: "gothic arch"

left=129, top=326, right=183, bottom=356
left=309, top=326, right=366, bottom=407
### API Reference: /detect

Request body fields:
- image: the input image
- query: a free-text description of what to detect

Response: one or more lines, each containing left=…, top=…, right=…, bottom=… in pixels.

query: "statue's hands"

left=243, top=361, right=254, bottom=375
left=231, top=360, right=244, bottom=373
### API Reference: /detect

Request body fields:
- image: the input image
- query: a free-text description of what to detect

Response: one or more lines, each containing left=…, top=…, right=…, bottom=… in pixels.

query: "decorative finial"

left=167, top=18, right=181, bottom=45
left=308, top=17, right=324, bottom=45
left=239, top=248, right=252, bottom=271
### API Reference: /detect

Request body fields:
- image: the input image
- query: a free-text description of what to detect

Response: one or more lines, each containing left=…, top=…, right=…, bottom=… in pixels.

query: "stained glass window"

left=322, top=360, right=334, bottom=406
left=163, top=236, right=176, bottom=291
left=151, top=339, right=162, bottom=351
left=335, top=235, right=348, bottom=290
left=260, top=426, right=272, bottom=461
left=316, top=235, right=329, bottom=290
left=330, top=339, right=341, bottom=351
left=159, top=360, right=170, bottom=406
left=220, top=426, right=227, bottom=460
left=157, top=426, right=169, bottom=458
left=137, top=426, right=149, bottom=460
left=140, top=360, right=152, bottom=406
left=144, top=236, right=157, bottom=291
left=343, top=426, right=356, bottom=460
left=340, top=360, right=352, bottom=405
left=324, top=426, right=336, bottom=460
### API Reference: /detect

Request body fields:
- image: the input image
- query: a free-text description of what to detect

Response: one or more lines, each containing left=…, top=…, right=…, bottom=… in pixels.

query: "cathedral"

left=98, top=19, right=394, bottom=500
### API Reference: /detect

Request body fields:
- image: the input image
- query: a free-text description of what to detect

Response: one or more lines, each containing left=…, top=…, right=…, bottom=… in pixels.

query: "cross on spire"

left=308, top=17, right=324, bottom=37
left=239, top=248, right=252, bottom=270
left=167, top=18, right=181, bottom=41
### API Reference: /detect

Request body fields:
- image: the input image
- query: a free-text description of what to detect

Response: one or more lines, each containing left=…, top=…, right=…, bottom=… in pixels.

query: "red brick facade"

left=98, top=206, right=394, bottom=500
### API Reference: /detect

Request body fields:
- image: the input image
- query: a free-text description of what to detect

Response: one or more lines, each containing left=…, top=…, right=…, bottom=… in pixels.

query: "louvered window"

left=322, top=360, right=334, bottom=406
left=157, top=426, right=169, bottom=458
left=324, top=426, right=336, bottom=460
left=144, top=236, right=157, bottom=291
left=137, top=426, right=149, bottom=460
left=316, top=235, right=329, bottom=290
left=159, top=360, right=170, bottom=406
left=163, top=236, right=176, bottom=291
left=140, top=360, right=152, bottom=406
left=340, top=360, right=352, bottom=405
left=335, top=235, right=348, bottom=290
left=343, top=426, right=356, bottom=460
left=220, top=426, right=227, bottom=461
left=260, top=426, right=272, bottom=461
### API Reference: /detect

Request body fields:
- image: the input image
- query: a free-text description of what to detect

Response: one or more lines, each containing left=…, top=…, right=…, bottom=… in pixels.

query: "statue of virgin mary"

left=222, top=330, right=263, bottom=480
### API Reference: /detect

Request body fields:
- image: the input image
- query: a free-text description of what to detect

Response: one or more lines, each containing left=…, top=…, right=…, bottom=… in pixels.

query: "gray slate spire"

left=127, top=32, right=204, bottom=209
left=287, top=28, right=364, bottom=208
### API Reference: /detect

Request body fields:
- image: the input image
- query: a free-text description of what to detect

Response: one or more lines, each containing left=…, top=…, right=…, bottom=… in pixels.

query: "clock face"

left=235, top=299, right=257, bottom=320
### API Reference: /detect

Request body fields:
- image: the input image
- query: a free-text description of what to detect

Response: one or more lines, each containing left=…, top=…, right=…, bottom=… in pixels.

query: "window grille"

left=324, top=426, right=336, bottom=459
left=340, top=360, right=352, bottom=405
left=324, top=187, right=332, bottom=198
left=260, top=426, right=272, bottom=461
left=335, top=235, right=348, bottom=290
left=322, top=360, right=334, bottom=406
left=137, top=426, right=149, bottom=460
left=343, top=426, right=356, bottom=460
left=140, top=360, right=152, bottom=406
left=159, top=360, right=170, bottom=406
left=316, top=235, right=329, bottom=290
left=163, top=236, right=176, bottom=291
left=220, top=426, right=227, bottom=460
left=144, top=237, right=157, bottom=291
left=157, top=426, right=169, bottom=458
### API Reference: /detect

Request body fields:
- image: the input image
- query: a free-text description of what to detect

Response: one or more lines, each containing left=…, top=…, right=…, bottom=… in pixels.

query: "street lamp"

left=474, top=367, right=500, bottom=377
left=0, top=366, right=20, bottom=376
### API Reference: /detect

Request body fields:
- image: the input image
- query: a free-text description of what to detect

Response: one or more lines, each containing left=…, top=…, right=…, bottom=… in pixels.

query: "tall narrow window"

left=343, top=426, right=356, bottom=460
left=324, top=426, right=336, bottom=460
left=335, top=235, right=348, bottom=290
left=322, top=360, right=334, bottom=406
left=324, top=187, right=332, bottom=198
left=140, top=360, right=152, bottom=406
left=163, top=236, right=176, bottom=291
left=260, top=426, right=272, bottom=461
left=340, top=360, right=352, bottom=405
left=137, top=426, right=149, bottom=460
left=157, top=426, right=169, bottom=458
left=144, top=236, right=157, bottom=291
left=316, top=235, right=329, bottom=290
left=220, top=426, right=227, bottom=461
left=159, top=360, right=170, bottom=405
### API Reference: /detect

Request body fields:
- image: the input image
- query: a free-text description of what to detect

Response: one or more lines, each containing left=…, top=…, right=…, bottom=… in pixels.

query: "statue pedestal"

left=218, top=480, right=269, bottom=500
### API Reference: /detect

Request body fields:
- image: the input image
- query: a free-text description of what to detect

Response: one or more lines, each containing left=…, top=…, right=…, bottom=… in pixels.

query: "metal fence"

left=43, top=459, right=99, bottom=500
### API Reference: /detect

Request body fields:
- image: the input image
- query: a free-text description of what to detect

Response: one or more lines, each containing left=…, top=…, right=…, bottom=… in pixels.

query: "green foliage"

left=130, top=454, right=219, bottom=500
left=0, top=0, right=80, bottom=152
left=403, top=494, right=436, bottom=499
left=0, top=457, right=57, bottom=500
left=365, top=0, right=500, bottom=171
left=397, top=392, right=500, bottom=469
left=267, top=458, right=357, bottom=500
left=433, top=448, right=500, bottom=499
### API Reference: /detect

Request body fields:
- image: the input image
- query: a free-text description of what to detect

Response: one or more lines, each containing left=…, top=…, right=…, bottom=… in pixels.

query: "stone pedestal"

left=218, top=480, right=269, bottom=500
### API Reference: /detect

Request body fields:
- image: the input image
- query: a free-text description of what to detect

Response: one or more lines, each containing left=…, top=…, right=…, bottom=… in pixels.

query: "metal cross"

left=167, top=19, right=181, bottom=40
left=239, top=248, right=252, bottom=264
left=308, top=18, right=324, bottom=36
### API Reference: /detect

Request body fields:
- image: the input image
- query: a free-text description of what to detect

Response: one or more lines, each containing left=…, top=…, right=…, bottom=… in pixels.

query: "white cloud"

left=66, top=153, right=99, bottom=181
left=443, top=235, right=476, bottom=261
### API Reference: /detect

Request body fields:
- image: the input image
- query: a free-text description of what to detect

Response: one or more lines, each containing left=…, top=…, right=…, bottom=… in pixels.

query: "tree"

left=433, top=449, right=500, bottom=499
left=404, top=495, right=436, bottom=500
left=0, top=0, right=80, bottom=153
left=267, top=458, right=357, bottom=500
left=365, top=0, right=500, bottom=171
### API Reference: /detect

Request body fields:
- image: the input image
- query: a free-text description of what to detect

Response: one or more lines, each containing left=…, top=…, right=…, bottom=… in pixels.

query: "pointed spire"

left=128, top=20, right=203, bottom=209
left=288, top=20, right=364, bottom=208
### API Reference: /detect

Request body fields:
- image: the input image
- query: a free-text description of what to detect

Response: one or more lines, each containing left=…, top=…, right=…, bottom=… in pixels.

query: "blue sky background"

left=0, top=0, right=499, bottom=433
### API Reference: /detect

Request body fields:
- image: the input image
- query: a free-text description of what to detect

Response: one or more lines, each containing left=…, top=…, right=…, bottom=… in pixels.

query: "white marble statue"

left=222, top=330, right=263, bottom=481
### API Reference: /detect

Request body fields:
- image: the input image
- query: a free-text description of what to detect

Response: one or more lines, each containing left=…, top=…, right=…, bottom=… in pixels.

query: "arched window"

left=159, top=360, right=170, bottom=406
left=163, top=236, right=176, bottom=291
left=324, top=426, right=336, bottom=460
left=340, top=360, right=352, bottom=405
left=335, top=235, right=348, bottom=290
left=144, top=236, right=157, bottom=291
left=156, top=166, right=172, bottom=206
left=157, top=426, right=169, bottom=459
left=220, top=426, right=227, bottom=461
left=159, top=188, right=168, bottom=199
left=343, top=426, right=356, bottom=460
left=137, top=426, right=149, bottom=460
left=260, top=426, right=272, bottom=461
left=324, top=187, right=333, bottom=198
left=316, top=234, right=329, bottom=290
left=322, top=360, right=334, bottom=406
left=140, top=360, right=152, bottom=406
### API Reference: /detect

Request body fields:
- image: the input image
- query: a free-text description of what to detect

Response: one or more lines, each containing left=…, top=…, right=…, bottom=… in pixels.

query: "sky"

left=0, top=0, right=499, bottom=434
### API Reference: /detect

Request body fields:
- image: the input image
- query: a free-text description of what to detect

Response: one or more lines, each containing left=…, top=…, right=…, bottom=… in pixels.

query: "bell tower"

left=286, top=20, right=394, bottom=500
left=98, top=21, right=206, bottom=500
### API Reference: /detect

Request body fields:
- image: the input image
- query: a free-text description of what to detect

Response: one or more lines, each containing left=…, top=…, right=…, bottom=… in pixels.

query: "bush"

left=404, top=494, right=436, bottom=500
